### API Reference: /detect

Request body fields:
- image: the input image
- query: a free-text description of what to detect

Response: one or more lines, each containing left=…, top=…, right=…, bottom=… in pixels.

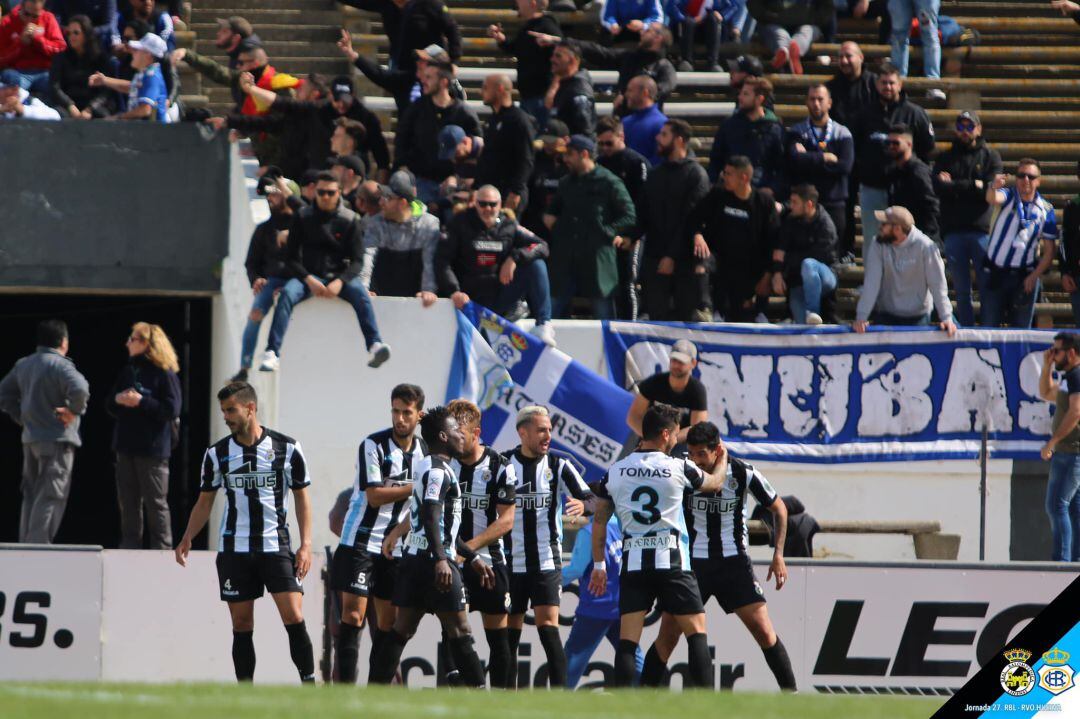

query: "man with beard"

left=331, top=384, right=428, bottom=684
left=1037, top=333, right=1080, bottom=562
left=932, top=111, right=1003, bottom=326
left=626, top=339, right=708, bottom=444
left=545, top=41, right=596, bottom=137
left=213, top=16, right=258, bottom=104
left=629, top=119, right=710, bottom=321
left=476, top=74, right=535, bottom=214
left=885, top=124, right=939, bottom=243
left=708, top=77, right=785, bottom=196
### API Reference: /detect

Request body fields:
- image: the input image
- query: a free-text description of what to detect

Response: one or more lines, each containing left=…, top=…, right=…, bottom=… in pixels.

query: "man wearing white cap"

left=853, top=205, right=956, bottom=335
left=626, top=339, right=708, bottom=444
left=89, top=33, right=169, bottom=122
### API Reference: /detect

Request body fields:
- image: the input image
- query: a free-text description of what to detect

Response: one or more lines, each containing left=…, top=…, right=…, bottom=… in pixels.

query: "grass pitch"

left=0, top=682, right=944, bottom=719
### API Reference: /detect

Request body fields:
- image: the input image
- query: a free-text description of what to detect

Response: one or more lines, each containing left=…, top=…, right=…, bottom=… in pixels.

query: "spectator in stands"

left=0, top=73, right=60, bottom=117
left=121, top=0, right=172, bottom=52
left=621, top=75, right=667, bottom=165
left=980, top=160, right=1059, bottom=328
left=596, top=115, right=649, bottom=319
left=476, top=73, right=535, bottom=215
left=436, top=124, right=481, bottom=213
left=331, top=154, right=366, bottom=209
left=632, top=118, right=711, bottom=321
left=488, top=0, right=561, bottom=126
left=355, top=180, right=383, bottom=217
left=439, top=185, right=556, bottom=345
left=888, top=0, right=944, bottom=98
left=300, top=169, right=319, bottom=204
left=933, top=110, right=1003, bottom=326
left=359, top=170, right=442, bottom=305
left=885, top=124, right=939, bottom=242
left=390, top=0, right=462, bottom=80
left=851, top=62, right=934, bottom=249
left=532, top=22, right=677, bottom=110
left=725, top=53, right=764, bottom=93
left=394, top=62, right=481, bottom=204
left=669, top=0, right=734, bottom=72
left=329, top=117, right=365, bottom=162
left=825, top=41, right=875, bottom=263
left=1037, top=331, right=1080, bottom=563
left=691, top=155, right=780, bottom=322
left=106, top=322, right=181, bottom=551
left=0, top=320, right=89, bottom=544
left=601, top=0, right=663, bottom=44
left=236, top=73, right=391, bottom=183
left=708, top=77, right=785, bottom=196
left=522, top=118, right=571, bottom=240
left=748, top=0, right=832, bottom=75
left=771, top=183, right=838, bottom=324
left=174, top=43, right=301, bottom=164
left=213, top=16, right=257, bottom=106
left=626, top=338, right=707, bottom=441
left=786, top=84, right=854, bottom=248
left=49, top=15, right=115, bottom=118
left=89, top=32, right=168, bottom=121
left=852, top=205, right=955, bottom=333
left=49, top=0, right=119, bottom=50
left=264, top=171, right=391, bottom=371
left=1052, top=0, right=1080, bottom=22
left=0, top=0, right=66, bottom=95
left=234, top=173, right=302, bottom=382
left=1061, top=162, right=1080, bottom=326
left=544, top=135, right=637, bottom=318
left=545, top=41, right=596, bottom=137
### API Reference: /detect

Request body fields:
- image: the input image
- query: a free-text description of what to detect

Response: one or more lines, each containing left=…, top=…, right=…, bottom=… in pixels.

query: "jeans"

left=565, top=615, right=644, bottom=689
left=943, top=230, right=989, bottom=326
left=859, top=184, right=890, bottom=250
left=240, top=277, right=291, bottom=368
left=488, top=258, right=553, bottom=324
left=520, top=96, right=549, bottom=129
left=266, top=276, right=382, bottom=354
left=1046, top=452, right=1080, bottom=562
left=788, top=258, right=838, bottom=322
left=978, top=264, right=1038, bottom=328
left=888, top=0, right=941, bottom=79
left=1, top=67, right=50, bottom=95
left=760, top=24, right=822, bottom=56
left=678, top=13, right=722, bottom=67
left=871, top=310, right=931, bottom=326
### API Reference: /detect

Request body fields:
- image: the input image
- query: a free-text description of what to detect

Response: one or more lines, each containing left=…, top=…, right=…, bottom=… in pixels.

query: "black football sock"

left=614, top=639, right=639, bottom=688
left=448, top=634, right=487, bottom=687
left=484, top=628, right=512, bottom=688
left=369, top=629, right=408, bottom=684
left=336, top=622, right=361, bottom=684
left=440, top=630, right=462, bottom=686
left=686, top=633, right=713, bottom=689
left=537, top=625, right=567, bottom=687
left=640, top=643, right=668, bottom=687
left=507, top=627, right=522, bottom=689
left=232, top=630, right=255, bottom=682
left=762, top=637, right=797, bottom=691
left=285, top=621, right=315, bottom=683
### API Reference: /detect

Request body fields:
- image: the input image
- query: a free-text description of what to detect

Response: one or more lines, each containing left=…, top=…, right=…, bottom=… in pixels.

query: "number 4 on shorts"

left=224, top=578, right=233, bottom=590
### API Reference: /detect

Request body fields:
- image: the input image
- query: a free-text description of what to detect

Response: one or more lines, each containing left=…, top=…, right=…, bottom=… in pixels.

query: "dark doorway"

left=0, top=294, right=213, bottom=548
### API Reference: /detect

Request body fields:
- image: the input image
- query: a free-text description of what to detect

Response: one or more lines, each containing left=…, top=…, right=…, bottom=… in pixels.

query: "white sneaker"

left=926, top=88, right=947, bottom=101
left=258, top=350, right=280, bottom=372
left=805, top=312, right=823, bottom=326
left=530, top=323, right=557, bottom=347
left=367, top=341, right=391, bottom=368
left=754, top=312, right=770, bottom=324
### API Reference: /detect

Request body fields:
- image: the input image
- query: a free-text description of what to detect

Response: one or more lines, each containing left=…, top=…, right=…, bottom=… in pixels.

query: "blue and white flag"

left=603, top=321, right=1057, bottom=463
left=447, top=304, right=634, bottom=481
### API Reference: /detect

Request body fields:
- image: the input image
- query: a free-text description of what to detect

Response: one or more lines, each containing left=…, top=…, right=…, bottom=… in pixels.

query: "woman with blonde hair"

left=105, top=322, right=182, bottom=549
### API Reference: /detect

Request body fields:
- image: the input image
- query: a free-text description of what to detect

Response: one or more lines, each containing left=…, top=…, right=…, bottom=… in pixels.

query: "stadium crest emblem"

left=1000, top=648, right=1036, bottom=696
left=1038, top=648, right=1075, bottom=696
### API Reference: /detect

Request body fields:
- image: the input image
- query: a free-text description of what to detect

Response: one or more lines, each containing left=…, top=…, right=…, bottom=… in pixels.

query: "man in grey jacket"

left=852, top=206, right=957, bottom=336
left=0, top=320, right=90, bottom=543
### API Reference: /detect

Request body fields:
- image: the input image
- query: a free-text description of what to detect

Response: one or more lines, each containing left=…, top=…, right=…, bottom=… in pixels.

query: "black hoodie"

left=284, top=203, right=364, bottom=283
left=777, top=208, right=838, bottom=286
left=932, top=137, right=1003, bottom=234
left=633, top=155, right=710, bottom=261
left=886, top=155, right=940, bottom=241
left=851, top=90, right=935, bottom=188
left=552, top=70, right=596, bottom=137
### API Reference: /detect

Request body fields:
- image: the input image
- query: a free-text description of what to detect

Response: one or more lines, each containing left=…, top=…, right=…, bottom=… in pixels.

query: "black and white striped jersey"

left=402, top=455, right=462, bottom=559
left=200, top=428, right=310, bottom=554
left=339, top=429, right=428, bottom=555
left=596, top=449, right=702, bottom=572
left=452, top=447, right=517, bottom=564
left=503, top=448, right=593, bottom=574
left=684, top=457, right=777, bottom=560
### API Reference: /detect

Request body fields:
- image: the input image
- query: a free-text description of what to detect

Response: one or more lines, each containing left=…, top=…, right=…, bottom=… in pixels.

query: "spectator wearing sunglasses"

left=980, top=159, right=1059, bottom=328
left=932, top=110, right=1003, bottom=326
left=884, top=124, right=938, bottom=243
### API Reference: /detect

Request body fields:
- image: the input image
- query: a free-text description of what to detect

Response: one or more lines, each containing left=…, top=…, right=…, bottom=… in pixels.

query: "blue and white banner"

left=447, top=304, right=634, bottom=481
left=603, top=322, right=1058, bottom=463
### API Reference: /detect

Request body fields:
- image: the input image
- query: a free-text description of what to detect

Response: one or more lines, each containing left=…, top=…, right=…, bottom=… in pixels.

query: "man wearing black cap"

left=726, top=54, right=764, bottom=93
left=395, top=63, right=481, bottom=205
left=544, top=135, right=637, bottom=319
left=360, top=170, right=443, bottom=305
left=521, top=118, right=571, bottom=241
left=331, top=155, right=366, bottom=209
left=932, top=110, right=1003, bottom=326
left=239, top=73, right=391, bottom=182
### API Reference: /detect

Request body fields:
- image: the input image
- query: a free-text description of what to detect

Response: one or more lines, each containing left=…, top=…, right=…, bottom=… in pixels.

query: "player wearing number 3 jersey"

left=590, top=403, right=729, bottom=688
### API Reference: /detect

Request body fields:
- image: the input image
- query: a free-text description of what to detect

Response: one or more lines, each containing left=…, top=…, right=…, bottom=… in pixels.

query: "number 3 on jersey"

left=631, top=486, right=660, bottom=524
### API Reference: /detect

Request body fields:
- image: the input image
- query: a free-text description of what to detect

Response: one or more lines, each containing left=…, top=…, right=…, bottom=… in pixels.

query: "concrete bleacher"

left=183, top=0, right=1080, bottom=325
